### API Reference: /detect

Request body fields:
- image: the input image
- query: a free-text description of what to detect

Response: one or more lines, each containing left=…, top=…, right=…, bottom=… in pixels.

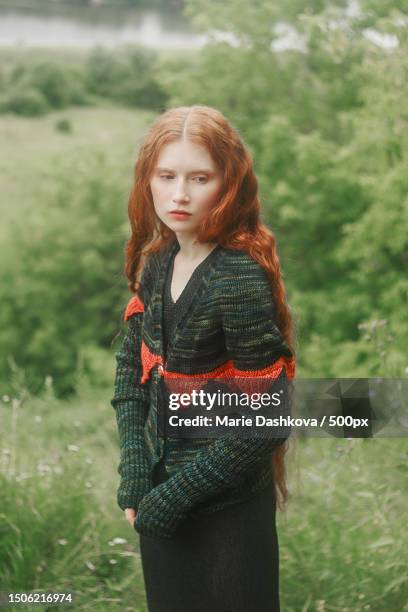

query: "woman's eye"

left=158, top=174, right=207, bottom=183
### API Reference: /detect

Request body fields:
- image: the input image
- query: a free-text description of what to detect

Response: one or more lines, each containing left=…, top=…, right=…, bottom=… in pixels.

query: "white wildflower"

left=108, top=537, right=127, bottom=546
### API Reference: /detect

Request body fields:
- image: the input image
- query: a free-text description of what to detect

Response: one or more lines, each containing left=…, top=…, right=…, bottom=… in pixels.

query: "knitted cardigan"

left=111, top=238, right=296, bottom=539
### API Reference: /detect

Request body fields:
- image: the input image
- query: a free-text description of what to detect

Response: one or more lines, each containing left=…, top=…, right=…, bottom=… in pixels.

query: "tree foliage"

left=165, top=0, right=408, bottom=377
left=0, top=158, right=130, bottom=396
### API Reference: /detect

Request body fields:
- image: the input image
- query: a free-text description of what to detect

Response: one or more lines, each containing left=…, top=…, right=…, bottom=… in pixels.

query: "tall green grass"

left=0, top=376, right=148, bottom=611
left=281, top=437, right=408, bottom=611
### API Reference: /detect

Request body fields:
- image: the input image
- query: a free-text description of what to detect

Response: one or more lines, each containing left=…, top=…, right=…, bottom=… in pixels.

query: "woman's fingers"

left=124, top=507, right=137, bottom=527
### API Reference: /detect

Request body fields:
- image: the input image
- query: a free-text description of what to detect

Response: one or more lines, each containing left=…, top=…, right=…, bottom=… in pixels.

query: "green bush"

left=85, top=46, right=168, bottom=111
left=0, top=160, right=129, bottom=398
left=29, top=62, right=70, bottom=108
left=25, top=62, right=87, bottom=108
left=115, top=77, right=167, bottom=110
left=0, top=85, right=50, bottom=116
left=55, top=118, right=73, bottom=133
left=85, top=49, right=129, bottom=98
left=0, top=60, right=88, bottom=116
left=0, top=49, right=165, bottom=117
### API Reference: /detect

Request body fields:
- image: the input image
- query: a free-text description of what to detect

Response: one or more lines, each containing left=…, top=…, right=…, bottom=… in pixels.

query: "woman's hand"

left=124, top=507, right=137, bottom=527
left=134, top=484, right=189, bottom=538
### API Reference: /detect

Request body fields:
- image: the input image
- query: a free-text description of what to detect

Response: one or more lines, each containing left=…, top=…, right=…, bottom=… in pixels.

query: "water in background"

left=0, top=4, right=206, bottom=49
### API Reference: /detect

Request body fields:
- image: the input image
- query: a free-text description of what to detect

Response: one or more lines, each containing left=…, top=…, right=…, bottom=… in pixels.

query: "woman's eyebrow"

left=156, top=166, right=215, bottom=174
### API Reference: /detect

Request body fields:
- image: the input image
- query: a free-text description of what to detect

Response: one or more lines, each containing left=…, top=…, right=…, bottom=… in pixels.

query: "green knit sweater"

left=111, top=239, right=295, bottom=539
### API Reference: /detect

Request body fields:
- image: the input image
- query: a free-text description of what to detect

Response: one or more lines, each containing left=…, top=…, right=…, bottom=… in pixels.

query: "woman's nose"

left=172, top=180, right=190, bottom=202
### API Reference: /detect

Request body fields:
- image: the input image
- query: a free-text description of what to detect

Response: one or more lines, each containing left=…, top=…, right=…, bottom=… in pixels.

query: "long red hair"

left=124, top=105, right=297, bottom=509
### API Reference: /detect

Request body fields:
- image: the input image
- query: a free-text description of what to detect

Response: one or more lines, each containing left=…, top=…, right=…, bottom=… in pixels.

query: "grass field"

left=0, top=104, right=156, bottom=240
left=0, top=380, right=148, bottom=611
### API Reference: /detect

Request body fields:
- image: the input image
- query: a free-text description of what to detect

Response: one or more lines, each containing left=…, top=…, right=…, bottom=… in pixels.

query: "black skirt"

left=139, top=460, right=280, bottom=612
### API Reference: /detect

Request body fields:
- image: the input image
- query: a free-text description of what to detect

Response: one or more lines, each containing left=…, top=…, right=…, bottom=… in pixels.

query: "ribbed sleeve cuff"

left=117, top=470, right=153, bottom=511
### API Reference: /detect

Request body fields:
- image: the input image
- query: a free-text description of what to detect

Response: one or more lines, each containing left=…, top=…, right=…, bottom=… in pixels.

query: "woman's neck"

left=175, top=234, right=217, bottom=263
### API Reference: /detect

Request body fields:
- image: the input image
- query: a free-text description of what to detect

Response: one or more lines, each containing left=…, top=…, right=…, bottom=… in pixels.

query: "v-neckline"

left=143, top=238, right=224, bottom=371
left=168, top=242, right=219, bottom=305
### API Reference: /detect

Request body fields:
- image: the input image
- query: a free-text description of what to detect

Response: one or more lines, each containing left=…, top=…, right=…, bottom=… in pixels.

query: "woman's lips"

left=169, top=211, right=192, bottom=219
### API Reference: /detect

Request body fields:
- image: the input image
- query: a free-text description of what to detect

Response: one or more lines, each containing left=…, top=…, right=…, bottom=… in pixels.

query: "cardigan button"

left=158, top=365, right=164, bottom=375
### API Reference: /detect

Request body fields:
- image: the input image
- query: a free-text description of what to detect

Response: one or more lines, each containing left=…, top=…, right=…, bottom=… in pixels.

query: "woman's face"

left=149, top=139, right=223, bottom=241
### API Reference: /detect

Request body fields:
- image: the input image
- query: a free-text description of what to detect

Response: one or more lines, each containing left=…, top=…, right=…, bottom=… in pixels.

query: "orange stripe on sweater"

left=140, top=340, right=164, bottom=384
left=164, top=355, right=295, bottom=380
left=162, top=355, right=295, bottom=396
left=124, top=295, right=144, bottom=321
left=136, top=335, right=295, bottom=394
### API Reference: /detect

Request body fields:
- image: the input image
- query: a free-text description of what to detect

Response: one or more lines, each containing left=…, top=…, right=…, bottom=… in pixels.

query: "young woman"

left=111, top=105, right=296, bottom=612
